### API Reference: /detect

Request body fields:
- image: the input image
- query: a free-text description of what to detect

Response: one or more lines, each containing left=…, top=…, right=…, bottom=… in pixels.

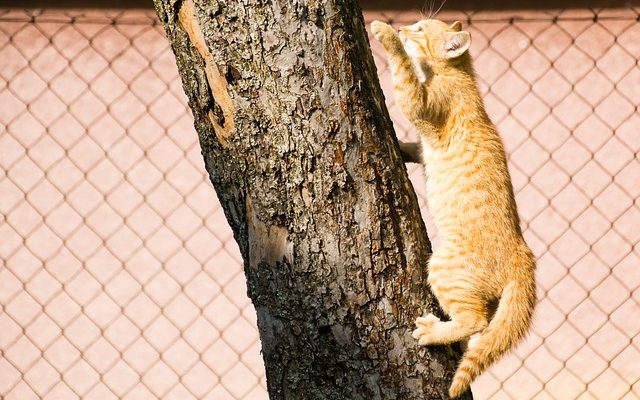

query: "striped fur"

left=371, top=19, right=537, bottom=398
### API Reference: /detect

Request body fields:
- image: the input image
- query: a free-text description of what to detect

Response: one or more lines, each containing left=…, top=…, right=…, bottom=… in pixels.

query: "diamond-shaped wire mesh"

left=0, top=7, right=639, bottom=400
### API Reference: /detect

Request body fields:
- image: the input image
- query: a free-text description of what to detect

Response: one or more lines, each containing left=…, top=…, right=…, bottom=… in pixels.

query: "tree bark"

left=153, top=1, right=470, bottom=399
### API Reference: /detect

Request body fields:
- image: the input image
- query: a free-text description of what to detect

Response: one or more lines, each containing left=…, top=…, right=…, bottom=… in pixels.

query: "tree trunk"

left=153, top=1, right=470, bottom=399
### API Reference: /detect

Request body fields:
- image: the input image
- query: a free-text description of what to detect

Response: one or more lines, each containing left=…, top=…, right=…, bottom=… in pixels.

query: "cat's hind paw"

left=412, top=313, right=441, bottom=345
left=415, top=313, right=441, bottom=327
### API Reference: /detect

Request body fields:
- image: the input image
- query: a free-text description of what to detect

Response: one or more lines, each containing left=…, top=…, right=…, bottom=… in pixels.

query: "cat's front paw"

left=412, top=313, right=441, bottom=346
left=370, top=20, right=397, bottom=42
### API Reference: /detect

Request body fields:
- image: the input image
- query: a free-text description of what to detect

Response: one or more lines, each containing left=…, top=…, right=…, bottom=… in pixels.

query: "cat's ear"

left=442, top=31, right=471, bottom=59
left=449, top=21, right=462, bottom=32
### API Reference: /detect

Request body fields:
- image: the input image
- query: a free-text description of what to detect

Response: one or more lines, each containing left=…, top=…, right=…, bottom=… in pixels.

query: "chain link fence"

left=0, top=7, right=638, bottom=400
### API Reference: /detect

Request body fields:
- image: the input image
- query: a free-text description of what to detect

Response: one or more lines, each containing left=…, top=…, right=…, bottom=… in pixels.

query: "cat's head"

left=398, top=19, right=471, bottom=64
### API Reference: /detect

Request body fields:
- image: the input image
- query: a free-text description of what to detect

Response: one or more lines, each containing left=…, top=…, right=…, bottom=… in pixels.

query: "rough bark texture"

left=153, top=1, right=471, bottom=399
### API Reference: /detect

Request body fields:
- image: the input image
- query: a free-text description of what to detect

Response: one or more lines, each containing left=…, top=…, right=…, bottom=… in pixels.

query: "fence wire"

left=0, top=7, right=639, bottom=400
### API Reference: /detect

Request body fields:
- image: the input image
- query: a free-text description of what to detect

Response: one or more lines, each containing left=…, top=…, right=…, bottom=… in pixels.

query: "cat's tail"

left=449, top=276, right=536, bottom=398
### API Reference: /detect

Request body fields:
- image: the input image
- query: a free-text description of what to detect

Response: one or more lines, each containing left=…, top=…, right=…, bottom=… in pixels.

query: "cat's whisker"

left=433, top=0, right=448, bottom=18
left=416, top=7, right=427, bottom=20
left=424, top=0, right=434, bottom=20
left=420, top=1, right=429, bottom=18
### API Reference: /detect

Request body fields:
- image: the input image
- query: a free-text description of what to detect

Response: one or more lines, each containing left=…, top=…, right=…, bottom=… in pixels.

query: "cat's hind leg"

left=412, top=310, right=487, bottom=346
left=413, top=267, right=488, bottom=346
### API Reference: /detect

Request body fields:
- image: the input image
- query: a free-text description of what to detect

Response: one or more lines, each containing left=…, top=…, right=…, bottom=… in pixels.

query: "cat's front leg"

left=371, top=21, right=427, bottom=121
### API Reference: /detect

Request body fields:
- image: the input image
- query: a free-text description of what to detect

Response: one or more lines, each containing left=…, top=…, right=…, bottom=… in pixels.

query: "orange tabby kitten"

left=371, top=19, right=537, bottom=398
